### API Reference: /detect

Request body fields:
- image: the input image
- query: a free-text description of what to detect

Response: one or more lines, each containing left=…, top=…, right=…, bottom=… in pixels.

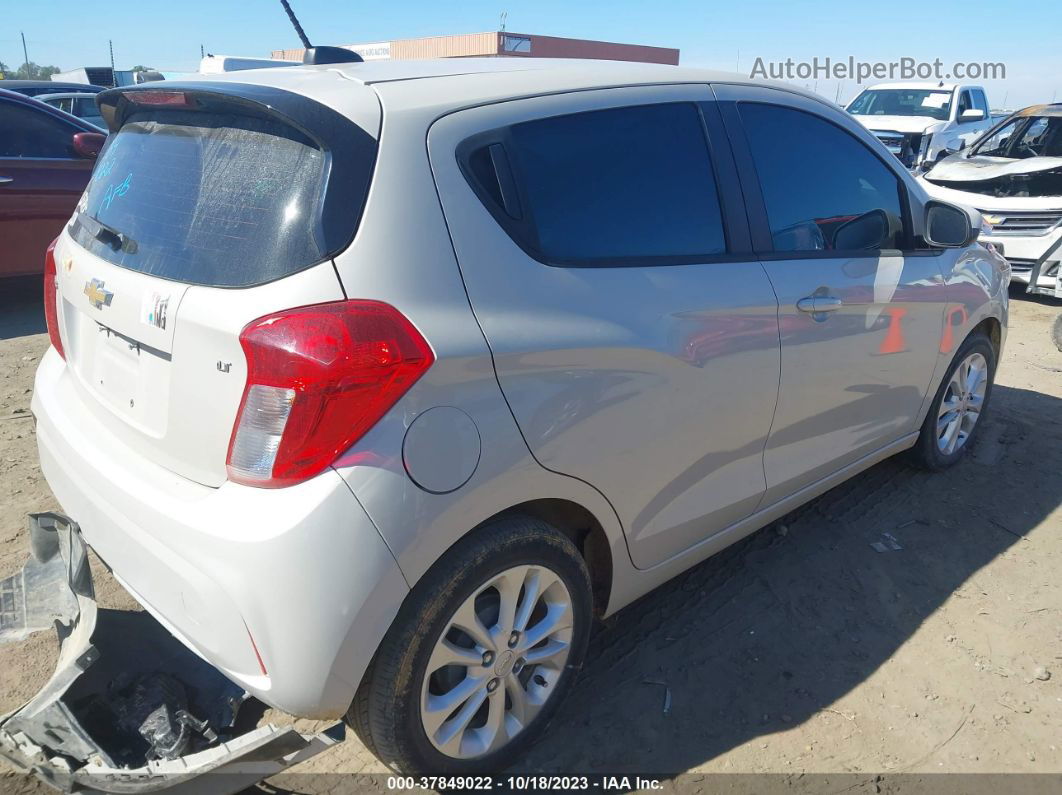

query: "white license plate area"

left=84, top=326, right=169, bottom=437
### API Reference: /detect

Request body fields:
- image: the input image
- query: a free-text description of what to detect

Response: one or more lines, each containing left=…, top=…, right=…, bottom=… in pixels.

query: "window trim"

left=719, top=95, right=921, bottom=259
left=455, top=99, right=749, bottom=269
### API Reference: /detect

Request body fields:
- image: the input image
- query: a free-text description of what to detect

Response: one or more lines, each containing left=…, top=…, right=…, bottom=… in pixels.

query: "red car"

left=0, top=87, right=106, bottom=277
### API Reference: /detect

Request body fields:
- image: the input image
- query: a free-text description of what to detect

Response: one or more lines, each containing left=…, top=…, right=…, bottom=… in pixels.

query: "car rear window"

left=69, top=111, right=344, bottom=287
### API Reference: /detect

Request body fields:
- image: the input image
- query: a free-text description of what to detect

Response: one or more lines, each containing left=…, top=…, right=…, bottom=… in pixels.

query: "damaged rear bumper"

left=0, top=513, right=340, bottom=793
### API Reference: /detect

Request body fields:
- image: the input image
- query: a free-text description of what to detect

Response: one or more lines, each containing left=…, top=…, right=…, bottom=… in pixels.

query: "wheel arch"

left=491, top=498, right=614, bottom=618
left=970, top=314, right=1002, bottom=359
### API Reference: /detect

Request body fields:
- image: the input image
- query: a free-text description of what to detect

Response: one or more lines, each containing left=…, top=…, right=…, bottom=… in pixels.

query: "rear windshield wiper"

left=77, top=212, right=138, bottom=254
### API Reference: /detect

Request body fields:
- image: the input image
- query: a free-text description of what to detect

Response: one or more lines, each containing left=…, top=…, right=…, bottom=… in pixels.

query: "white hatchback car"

left=4, top=56, right=1007, bottom=787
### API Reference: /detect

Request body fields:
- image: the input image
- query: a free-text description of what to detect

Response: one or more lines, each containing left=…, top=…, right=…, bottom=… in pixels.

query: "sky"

left=3, top=0, right=1061, bottom=110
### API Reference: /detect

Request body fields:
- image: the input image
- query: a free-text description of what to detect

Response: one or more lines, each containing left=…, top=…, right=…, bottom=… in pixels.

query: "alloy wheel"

left=936, top=351, right=988, bottom=455
left=419, top=564, right=574, bottom=759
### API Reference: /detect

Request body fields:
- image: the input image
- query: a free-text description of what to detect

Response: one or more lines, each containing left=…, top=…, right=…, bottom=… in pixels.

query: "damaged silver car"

left=920, top=104, right=1062, bottom=297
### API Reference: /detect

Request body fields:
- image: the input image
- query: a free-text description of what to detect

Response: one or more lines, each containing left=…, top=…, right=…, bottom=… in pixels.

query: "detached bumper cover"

left=0, top=513, right=339, bottom=794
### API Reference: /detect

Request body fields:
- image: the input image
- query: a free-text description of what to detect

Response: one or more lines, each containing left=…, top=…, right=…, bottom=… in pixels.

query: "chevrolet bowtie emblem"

left=84, top=278, right=114, bottom=310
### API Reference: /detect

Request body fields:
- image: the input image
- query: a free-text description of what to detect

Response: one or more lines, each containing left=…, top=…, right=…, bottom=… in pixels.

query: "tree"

left=8, top=62, right=61, bottom=80
left=131, top=65, right=154, bottom=72
left=0, top=61, right=9, bottom=79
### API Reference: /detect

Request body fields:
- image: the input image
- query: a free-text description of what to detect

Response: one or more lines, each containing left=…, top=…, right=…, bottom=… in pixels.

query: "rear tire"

left=348, top=516, right=592, bottom=774
left=909, top=332, right=996, bottom=470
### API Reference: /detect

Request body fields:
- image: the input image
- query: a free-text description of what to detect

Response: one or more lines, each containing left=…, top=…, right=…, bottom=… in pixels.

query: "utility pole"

left=21, top=31, right=29, bottom=68
left=200, top=44, right=205, bottom=59
left=109, top=39, right=115, bottom=86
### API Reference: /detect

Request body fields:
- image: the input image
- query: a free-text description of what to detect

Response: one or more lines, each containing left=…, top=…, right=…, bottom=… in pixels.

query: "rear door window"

left=465, top=102, right=727, bottom=265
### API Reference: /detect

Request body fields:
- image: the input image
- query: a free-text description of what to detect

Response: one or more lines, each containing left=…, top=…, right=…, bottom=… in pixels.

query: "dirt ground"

left=1, top=278, right=1060, bottom=793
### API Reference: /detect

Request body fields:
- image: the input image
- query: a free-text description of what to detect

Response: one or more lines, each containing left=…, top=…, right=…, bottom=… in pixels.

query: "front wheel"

left=909, top=332, right=996, bottom=470
left=349, top=516, right=592, bottom=774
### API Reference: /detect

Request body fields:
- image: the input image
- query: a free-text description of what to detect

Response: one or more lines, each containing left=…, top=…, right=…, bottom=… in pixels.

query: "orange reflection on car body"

left=940, top=306, right=969, bottom=354
left=879, top=306, right=909, bottom=354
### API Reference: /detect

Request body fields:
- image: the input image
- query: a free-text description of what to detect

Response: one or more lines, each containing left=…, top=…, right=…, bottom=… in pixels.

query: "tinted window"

left=503, top=103, right=726, bottom=263
left=973, top=90, right=989, bottom=114
left=74, top=98, right=98, bottom=116
left=68, top=112, right=329, bottom=287
left=0, top=100, right=77, bottom=158
left=740, top=103, right=905, bottom=252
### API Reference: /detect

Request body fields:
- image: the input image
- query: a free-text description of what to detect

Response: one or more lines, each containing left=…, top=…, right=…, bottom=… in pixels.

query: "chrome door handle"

left=0, top=176, right=13, bottom=184
left=796, top=296, right=843, bottom=313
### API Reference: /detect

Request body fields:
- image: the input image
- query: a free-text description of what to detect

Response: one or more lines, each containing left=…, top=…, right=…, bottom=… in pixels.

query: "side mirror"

left=925, top=201, right=976, bottom=248
left=960, top=108, right=986, bottom=123
left=833, top=209, right=890, bottom=250
left=72, top=132, right=106, bottom=159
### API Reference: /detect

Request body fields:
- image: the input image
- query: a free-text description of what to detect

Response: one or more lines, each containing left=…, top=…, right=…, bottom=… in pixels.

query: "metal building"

left=271, top=31, right=679, bottom=65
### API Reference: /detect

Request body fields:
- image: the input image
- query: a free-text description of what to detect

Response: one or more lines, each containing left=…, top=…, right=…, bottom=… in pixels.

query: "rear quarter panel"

left=328, top=90, right=634, bottom=602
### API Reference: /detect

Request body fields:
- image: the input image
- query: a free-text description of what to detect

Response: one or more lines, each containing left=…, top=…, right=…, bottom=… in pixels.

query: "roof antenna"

left=280, top=0, right=312, bottom=49
left=278, top=0, right=363, bottom=65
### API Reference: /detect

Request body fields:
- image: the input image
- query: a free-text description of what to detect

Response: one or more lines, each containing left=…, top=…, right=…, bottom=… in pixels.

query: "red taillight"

left=226, top=300, right=434, bottom=488
left=43, top=238, right=65, bottom=360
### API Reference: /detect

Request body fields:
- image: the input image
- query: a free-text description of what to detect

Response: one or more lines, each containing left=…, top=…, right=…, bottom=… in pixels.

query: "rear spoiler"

left=0, top=514, right=340, bottom=793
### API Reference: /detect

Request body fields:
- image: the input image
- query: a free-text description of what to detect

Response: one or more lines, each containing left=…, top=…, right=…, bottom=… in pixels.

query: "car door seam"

left=752, top=262, right=784, bottom=514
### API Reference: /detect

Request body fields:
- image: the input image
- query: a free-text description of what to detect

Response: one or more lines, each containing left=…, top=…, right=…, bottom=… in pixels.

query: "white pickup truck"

left=847, top=82, right=995, bottom=170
